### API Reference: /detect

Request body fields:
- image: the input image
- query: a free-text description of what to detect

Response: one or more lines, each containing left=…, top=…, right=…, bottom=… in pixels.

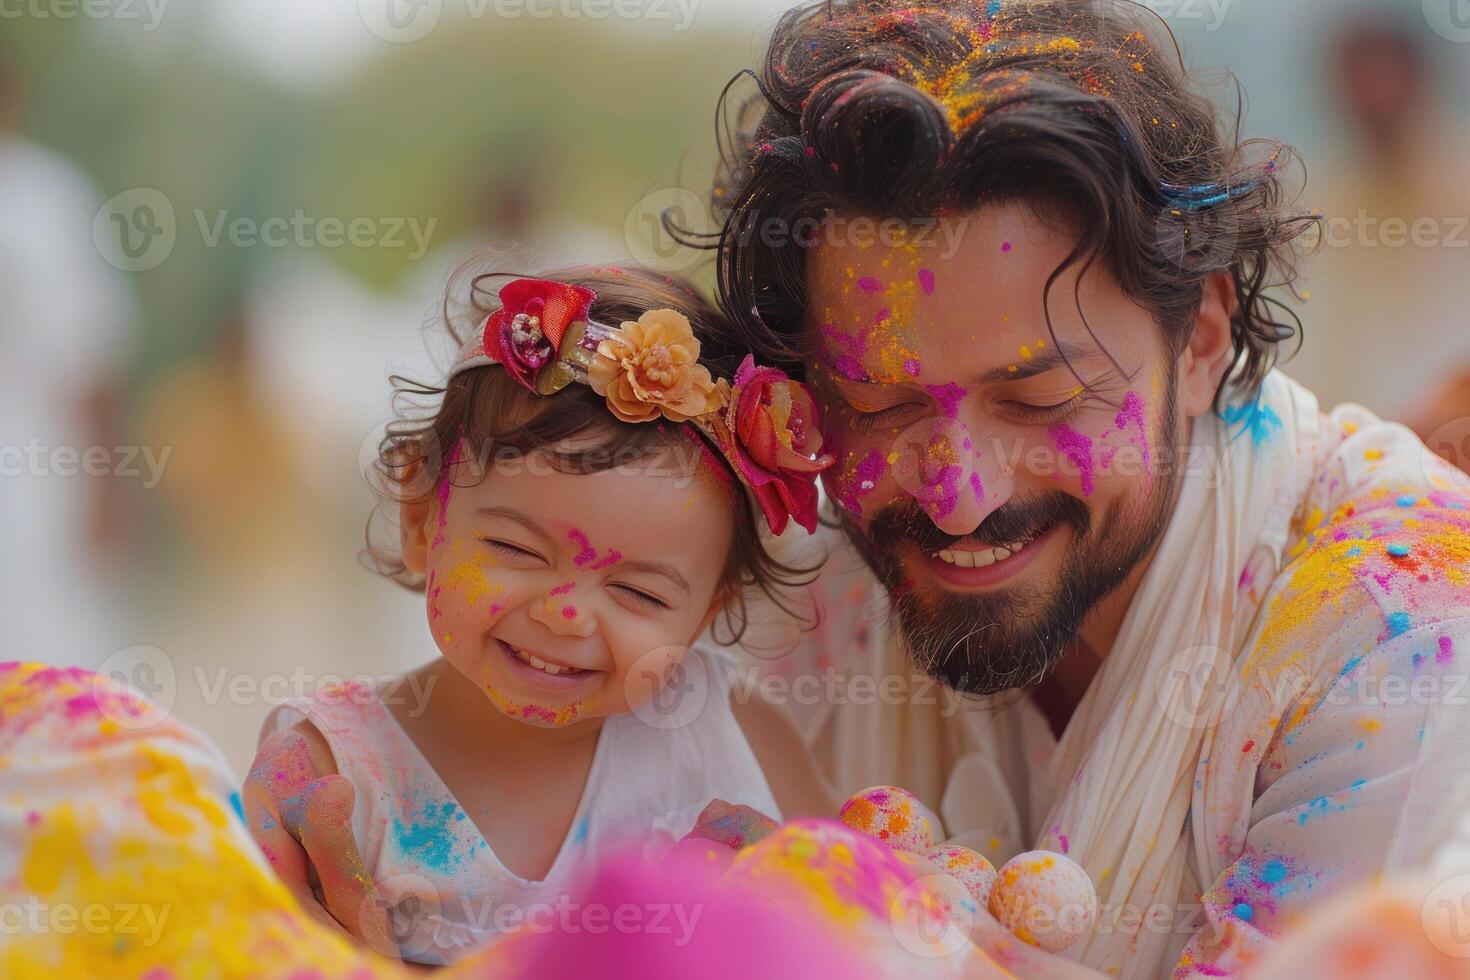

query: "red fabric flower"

left=720, top=356, right=834, bottom=535
left=482, top=278, right=597, bottom=392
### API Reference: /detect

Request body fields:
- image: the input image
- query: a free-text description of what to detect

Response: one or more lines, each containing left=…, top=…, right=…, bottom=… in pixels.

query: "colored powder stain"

left=1113, top=390, right=1153, bottom=472
left=839, top=449, right=889, bottom=514
left=432, top=438, right=464, bottom=547
left=561, top=606, right=577, bottom=620
left=444, top=557, right=503, bottom=607
left=1221, top=396, right=1283, bottom=447
left=1233, top=903, right=1254, bottom=922
left=572, top=817, right=590, bottom=846
left=874, top=307, right=891, bottom=325
left=1387, top=543, right=1411, bottom=558
left=1020, top=345, right=1033, bottom=360
left=1058, top=834, right=1069, bottom=854
left=589, top=549, right=623, bottom=571
left=1347, top=545, right=1363, bottom=557
left=1259, top=860, right=1288, bottom=885
left=1050, top=425, right=1097, bottom=495
left=228, top=791, right=245, bottom=824
left=1350, top=779, right=1368, bottom=791
left=550, top=581, right=576, bottom=596
left=1439, top=636, right=1456, bottom=666
left=970, top=471, right=985, bottom=506
left=1365, top=449, right=1385, bottom=461
left=1387, top=611, right=1412, bottom=638
left=1241, top=740, right=1255, bottom=754
left=1397, top=495, right=1418, bottom=508
left=924, top=382, right=967, bottom=419
left=567, top=528, right=598, bottom=566
left=986, top=0, right=1002, bottom=18
left=393, top=801, right=465, bottom=872
left=903, top=358, right=922, bottom=378
left=1001, top=241, right=1012, bottom=253
left=1359, top=718, right=1383, bottom=734
left=857, top=276, right=886, bottom=294
left=918, top=268, right=936, bottom=295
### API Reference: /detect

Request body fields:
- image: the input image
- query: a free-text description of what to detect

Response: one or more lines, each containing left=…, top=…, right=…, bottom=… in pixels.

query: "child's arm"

left=243, top=722, right=398, bottom=957
left=731, top=693, right=839, bottom=819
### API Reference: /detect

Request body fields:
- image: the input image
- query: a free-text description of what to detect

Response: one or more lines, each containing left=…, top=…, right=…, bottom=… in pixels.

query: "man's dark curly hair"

left=692, top=0, right=1320, bottom=409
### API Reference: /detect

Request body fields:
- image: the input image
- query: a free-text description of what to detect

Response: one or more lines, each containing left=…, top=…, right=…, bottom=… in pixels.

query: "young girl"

left=244, top=266, right=835, bottom=965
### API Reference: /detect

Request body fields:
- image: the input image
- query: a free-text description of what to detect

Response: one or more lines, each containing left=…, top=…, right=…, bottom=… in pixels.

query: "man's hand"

left=243, top=728, right=398, bottom=957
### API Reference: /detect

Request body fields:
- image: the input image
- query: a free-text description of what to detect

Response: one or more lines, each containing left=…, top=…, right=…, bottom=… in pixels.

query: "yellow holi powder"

left=1020, top=345, right=1033, bottom=360
left=444, top=554, right=504, bottom=606
left=1364, top=449, right=1385, bottom=461
left=1358, top=718, right=1382, bottom=734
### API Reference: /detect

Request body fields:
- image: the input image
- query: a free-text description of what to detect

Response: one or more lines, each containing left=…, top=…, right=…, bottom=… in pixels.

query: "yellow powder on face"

left=444, top=554, right=504, bottom=606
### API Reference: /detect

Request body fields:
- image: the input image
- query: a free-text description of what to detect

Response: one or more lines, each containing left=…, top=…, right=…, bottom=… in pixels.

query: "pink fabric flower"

left=483, top=278, right=597, bottom=392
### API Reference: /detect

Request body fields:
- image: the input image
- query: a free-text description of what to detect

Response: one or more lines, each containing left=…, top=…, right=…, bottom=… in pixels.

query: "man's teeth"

left=933, top=541, right=1028, bottom=568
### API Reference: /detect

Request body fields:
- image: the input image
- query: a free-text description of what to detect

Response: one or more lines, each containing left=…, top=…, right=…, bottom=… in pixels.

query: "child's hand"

left=244, top=728, right=399, bottom=957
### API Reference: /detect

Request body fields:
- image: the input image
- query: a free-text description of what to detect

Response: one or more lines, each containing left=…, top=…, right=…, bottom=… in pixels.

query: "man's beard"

left=844, top=392, right=1181, bottom=696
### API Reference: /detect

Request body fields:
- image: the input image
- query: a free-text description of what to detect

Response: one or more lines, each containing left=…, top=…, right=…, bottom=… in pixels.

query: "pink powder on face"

left=1113, top=391, right=1153, bottom=473
left=918, top=268, right=936, bottom=295
left=561, top=606, right=578, bottom=620
left=857, top=276, right=886, bottom=293
left=1051, top=425, right=1097, bottom=496
left=589, top=550, right=623, bottom=571
left=1001, top=241, right=1012, bottom=253
left=1439, top=636, right=1456, bottom=666
left=432, top=438, right=465, bottom=548
left=925, top=382, right=966, bottom=419
left=970, top=471, right=985, bottom=506
left=839, top=449, right=889, bottom=515
left=819, top=323, right=871, bottom=382
left=550, top=581, right=576, bottom=596
left=874, top=307, right=891, bottom=325
left=567, top=528, right=598, bottom=567
left=903, top=358, right=923, bottom=378
left=918, top=464, right=963, bottom=520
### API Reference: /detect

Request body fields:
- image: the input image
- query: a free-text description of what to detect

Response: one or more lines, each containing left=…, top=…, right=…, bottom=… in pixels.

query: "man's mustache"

left=868, top=492, right=1092, bottom=556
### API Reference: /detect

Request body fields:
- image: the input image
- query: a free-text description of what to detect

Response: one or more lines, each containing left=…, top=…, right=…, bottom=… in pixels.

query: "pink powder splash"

left=924, top=382, right=966, bottom=419
left=561, top=606, right=578, bottom=620
left=567, top=528, right=598, bottom=567
left=818, top=322, right=869, bottom=382
left=589, top=550, right=623, bottom=571
left=1051, top=425, right=1097, bottom=496
left=903, top=358, right=923, bottom=378
left=857, top=276, right=886, bottom=294
left=432, top=438, right=465, bottom=549
left=550, top=581, right=576, bottom=596
left=1001, top=241, right=1012, bottom=253
left=874, top=307, right=891, bottom=325
left=970, top=471, right=985, bottom=507
left=917, top=268, right=936, bottom=295
left=838, top=449, right=889, bottom=515
left=1113, top=390, right=1153, bottom=473
left=1439, top=636, right=1456, bottom=666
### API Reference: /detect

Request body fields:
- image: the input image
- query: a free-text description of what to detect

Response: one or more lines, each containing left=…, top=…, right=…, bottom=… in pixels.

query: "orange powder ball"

left=988, top=850, right=1097, bottom=952
left=838, top=785, right=939, bottom=853
left=925, top=843, right=997, bottom=911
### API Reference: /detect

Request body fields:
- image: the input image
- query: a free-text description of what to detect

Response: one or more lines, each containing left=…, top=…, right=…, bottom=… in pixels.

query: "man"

left=704, top=1, right=1470, bottom=976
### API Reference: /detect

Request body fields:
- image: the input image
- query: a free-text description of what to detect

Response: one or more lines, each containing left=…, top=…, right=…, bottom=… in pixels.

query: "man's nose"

left=893, top=414, right=1013, bottom=536
left=528, top=590, right=596, bottom=638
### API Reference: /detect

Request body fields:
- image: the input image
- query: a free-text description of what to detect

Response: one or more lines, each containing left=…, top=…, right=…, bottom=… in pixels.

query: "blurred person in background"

left=1292, top=14, right=1470, bottom=459
left=0, top=43, right=138, bottom=669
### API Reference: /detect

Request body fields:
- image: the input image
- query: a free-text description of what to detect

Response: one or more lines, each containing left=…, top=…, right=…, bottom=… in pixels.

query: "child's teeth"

left=528, top=654, right=548, bottom=669
left=543, top=662, right=563, bottom=675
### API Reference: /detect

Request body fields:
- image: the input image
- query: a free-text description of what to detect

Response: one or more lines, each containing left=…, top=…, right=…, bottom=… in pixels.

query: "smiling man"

left=704, top=1, right=1470, bottom=976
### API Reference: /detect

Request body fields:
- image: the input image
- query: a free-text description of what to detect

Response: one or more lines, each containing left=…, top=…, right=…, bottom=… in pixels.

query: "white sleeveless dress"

left=259, top=644, right=778, bottom=965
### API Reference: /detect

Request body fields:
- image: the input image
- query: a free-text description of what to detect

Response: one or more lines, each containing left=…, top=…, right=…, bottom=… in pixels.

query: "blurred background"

left=2, top=0, right=1468, bottom=773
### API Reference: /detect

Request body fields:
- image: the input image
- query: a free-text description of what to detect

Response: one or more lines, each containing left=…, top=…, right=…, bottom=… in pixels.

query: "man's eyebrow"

left=613, top=559, right=692, bottom=597
left=475, top=507, right=554, bottom=544
left=974, top=341, right=1107, bottom=384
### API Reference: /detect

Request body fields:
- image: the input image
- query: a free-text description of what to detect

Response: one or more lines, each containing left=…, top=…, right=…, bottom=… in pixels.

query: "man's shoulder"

left=1247, top=486, right=1470, bottom=696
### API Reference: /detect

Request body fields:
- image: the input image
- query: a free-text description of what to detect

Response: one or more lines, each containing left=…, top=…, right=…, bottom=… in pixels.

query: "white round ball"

left=988, top=850, right=1096, bottom=952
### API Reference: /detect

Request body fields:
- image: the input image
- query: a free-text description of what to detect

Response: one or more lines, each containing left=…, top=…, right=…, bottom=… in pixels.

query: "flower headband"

left=449, top=277, right=833, bottom=535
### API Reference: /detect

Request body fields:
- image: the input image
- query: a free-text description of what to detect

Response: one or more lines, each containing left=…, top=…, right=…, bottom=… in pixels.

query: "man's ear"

left=400, top=461, right=435, bottom=576
left=1177, top=272, right=1239, bottom=419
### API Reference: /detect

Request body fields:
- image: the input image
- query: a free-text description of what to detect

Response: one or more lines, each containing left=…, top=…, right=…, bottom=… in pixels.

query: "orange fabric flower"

left=588, top=309, right=723, bottom=423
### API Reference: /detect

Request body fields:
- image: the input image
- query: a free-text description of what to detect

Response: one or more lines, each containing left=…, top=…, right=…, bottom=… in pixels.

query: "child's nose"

left=529, top=592, right=596, bottom=638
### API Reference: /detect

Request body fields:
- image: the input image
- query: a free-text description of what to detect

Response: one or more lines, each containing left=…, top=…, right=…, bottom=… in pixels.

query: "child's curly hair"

left=362, top=257, right=819, bottom=642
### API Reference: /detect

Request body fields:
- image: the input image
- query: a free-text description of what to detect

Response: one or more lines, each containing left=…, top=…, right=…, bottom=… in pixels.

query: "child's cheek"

left=427, top=543, right=513, bottom=651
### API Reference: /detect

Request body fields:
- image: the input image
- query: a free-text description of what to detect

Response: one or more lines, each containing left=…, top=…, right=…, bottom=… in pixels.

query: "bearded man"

left=703, top=1, right=1470, bottom=975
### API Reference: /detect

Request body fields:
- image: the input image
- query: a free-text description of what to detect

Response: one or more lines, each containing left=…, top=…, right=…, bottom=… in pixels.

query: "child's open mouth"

left=496, top=639, right=599, bottom=691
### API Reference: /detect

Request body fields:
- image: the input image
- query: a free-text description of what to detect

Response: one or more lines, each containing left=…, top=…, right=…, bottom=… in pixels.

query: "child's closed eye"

left=480, top=538, right=547, bottom=563
left=609, top=584, right=671, bottom=611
